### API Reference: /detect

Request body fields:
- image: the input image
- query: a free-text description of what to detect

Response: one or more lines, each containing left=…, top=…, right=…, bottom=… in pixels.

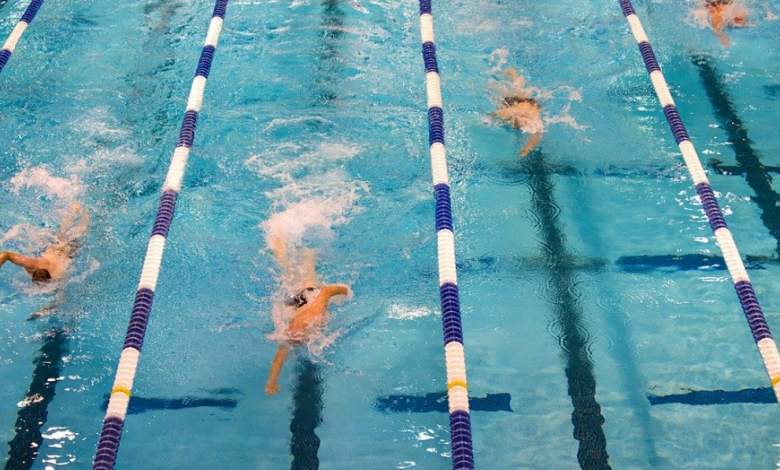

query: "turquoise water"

left=1, top=0, right=780, bottom=468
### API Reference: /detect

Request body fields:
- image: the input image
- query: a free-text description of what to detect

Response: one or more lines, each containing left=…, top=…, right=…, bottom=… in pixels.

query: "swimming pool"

left=1, top=0, right=780, bottom=467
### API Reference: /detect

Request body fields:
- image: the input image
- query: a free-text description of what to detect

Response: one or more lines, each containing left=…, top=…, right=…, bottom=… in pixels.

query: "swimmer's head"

left=286, top=286, right=319, bottom=308
left=31, top=269, right=51, bottom=283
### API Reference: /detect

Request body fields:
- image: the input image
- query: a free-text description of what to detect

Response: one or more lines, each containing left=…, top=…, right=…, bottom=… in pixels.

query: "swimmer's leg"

left=300, top=249, right=319, bottom=288
left=520, top=132, right=542, bottom=157
left=57, top=203, right=89, bottom=242
left=27, top=306, right=55, bottom=321
left=271, top=236, right=289, bottom=268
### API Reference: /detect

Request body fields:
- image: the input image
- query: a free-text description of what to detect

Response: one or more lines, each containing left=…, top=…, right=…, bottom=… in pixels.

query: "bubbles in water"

left=488, top=48, right=509, bottom=73
left=387, top=303, right=435, bottom=320
left=9, top=166, right=84, bottom=201
left=251, top=141, right=369, bottom=250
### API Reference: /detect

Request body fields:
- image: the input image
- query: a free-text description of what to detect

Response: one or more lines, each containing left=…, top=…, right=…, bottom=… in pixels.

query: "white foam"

left=543, top=103, right=588, bottom=131
left=1, top=224, right=55, bottom=252
left=255, top=141, right=368, bottom=249
left=71, top=107, right=128, bottom=142
left=388, top=303, right=435, bottom=320
left=488, top=48, right=509, bottom=73
left=67, top=148, right=144, bottom=177
left=262, top=179, right=368, bottom=248
left=9, top=167, right=84, bottom=200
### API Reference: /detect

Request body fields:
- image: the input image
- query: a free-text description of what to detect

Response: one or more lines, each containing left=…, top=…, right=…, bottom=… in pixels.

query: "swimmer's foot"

left=27, top=307, right=54, bottom=321
left=271, top=236, right=288, bottom=265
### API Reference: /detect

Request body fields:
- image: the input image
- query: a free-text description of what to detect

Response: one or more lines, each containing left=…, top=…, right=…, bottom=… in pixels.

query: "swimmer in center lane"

left=492, top=68, right=544, bottom=157
left=0, top=203, right=89, bottom=283
left=265, top=237, right=351, bottom=396
left=704, top=0, right=748, bottom=46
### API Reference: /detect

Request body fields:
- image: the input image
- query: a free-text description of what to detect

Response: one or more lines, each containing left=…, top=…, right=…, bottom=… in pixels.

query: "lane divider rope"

left=0, top=0, right=43, bottom=76
left=415, top=1, right=475, bottom=468
left=91, top=1, right=229, bottom=468
left=617, top=0, right=780, bottom=406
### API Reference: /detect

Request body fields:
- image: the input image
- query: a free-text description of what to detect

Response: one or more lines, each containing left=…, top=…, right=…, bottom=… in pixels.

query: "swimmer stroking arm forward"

left=0, top=203, right=89, bottom=283
left=265, top=236, right=351, bottom=396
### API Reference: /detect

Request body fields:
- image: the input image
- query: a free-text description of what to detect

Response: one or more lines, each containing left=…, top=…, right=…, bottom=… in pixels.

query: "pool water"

left=1, top=0, right=780, bottom=468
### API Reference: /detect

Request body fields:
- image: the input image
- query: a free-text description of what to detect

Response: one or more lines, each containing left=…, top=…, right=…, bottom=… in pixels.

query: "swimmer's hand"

left=265, top=380, right=281, bottom=396
left=324, top=284, right=353, bottom=304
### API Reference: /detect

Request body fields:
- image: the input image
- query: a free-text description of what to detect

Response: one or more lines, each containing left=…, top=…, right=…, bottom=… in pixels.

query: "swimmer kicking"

left=492, top=68, right=544, bottom=157
left=265, top=237, right=351, bottom=396
left=0, top=203, right=89, bottom=283
left=705, top=0, right=748, bottom=46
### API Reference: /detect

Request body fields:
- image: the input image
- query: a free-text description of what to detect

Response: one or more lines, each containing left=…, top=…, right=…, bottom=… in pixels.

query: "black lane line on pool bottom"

left=312, top=0, right=345, bottom=107
left=692, top=54, right=780, bottom=256
left=375, top=393, right=513, bottom=413
left=614, top=253, right=776, bottom=273
left=523, top=151, right=611, bottom=470
left=290, top=357, right=323, bottom=470
left=4, top=327, right=67, bottom=470
left=99, top=392, right=242, bottom=414
left=647, top=387, right=775, bottom=406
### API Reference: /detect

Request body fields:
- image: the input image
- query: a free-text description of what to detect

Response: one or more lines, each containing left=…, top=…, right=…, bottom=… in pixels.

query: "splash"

left=688, top=0, right=752, bottom=28
left=388, top=303, right=435, bottom=320
left=262, top=169, right=368, bottom=248
left=544, top=103, right=588, bottom=131
left=253, top=140, right=365, bottom=359
left=1, top=224, right=55, bottom=253
left=9, top=167, right=84, bottom=201
left=489, top=68, right=586, bottom=134
left=254, top=140, right=368, bottom=249
left=488, top=48, right=509, bottom=73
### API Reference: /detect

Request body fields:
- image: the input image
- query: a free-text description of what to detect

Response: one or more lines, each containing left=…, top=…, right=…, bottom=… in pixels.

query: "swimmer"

left=705, top=0, right=748, bottom=46
left=492, top=68, right=544, bottom=157
left=265, top=237, right=351, bottom=396
left=0, top=203, right=89, bottom=283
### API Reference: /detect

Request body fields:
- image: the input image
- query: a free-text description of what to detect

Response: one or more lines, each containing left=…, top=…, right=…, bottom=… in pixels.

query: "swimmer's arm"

left=266, top=344, right=289, bottom=396
left=0, top=251, right=45, bottom=273
left=519, top=132, right=542, bottom=157
left=320, top=284, right=351, bottom=300
left=709, top=9, right=731, bottom=45
left=714, top=29, right=731, bottom=46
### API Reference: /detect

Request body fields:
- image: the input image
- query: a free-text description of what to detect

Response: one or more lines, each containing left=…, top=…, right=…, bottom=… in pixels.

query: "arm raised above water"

left=0, top=251, right=47, bottom=274
left=319, top=284, right=351, bottom=302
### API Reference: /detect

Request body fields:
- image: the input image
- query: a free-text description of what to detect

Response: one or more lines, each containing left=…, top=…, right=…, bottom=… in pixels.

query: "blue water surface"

left=1, top=0, right=780, bottom=468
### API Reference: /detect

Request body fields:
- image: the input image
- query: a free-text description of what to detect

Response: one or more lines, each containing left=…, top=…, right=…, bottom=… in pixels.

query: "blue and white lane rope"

left=91, top=1, right=228, bottom=469
left=0, top=0, right=43, bottom=76
left=416, top=1, right=475, bottom=468
left=617, top=0, right=780, bottom=405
